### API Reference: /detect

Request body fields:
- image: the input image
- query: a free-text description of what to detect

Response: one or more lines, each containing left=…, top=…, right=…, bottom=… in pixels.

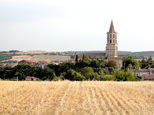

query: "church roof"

left=109, top=20, right=116, bottom=33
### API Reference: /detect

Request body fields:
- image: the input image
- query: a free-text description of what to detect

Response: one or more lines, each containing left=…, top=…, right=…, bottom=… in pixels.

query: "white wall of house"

left=25, top=78, right=31, bottom=81
left=133, top=72, right=149, bottom=76
left=39, top=65, right=45, bottom=69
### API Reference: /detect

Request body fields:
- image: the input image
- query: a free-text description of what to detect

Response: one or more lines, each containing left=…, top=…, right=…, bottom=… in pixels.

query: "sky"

left=0, top=0, right=154, bottom=52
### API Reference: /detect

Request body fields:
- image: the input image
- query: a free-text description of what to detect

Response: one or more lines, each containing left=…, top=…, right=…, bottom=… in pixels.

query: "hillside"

left=0, top=51, right=70, bottom=63
left=1, top=50, right=154, bottom=62
left=0, top=81, right=153, bottom=115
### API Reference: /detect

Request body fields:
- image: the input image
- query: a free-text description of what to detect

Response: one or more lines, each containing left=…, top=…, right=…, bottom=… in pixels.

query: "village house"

left=142, top=74, right=154, bottom=81
left=25, top=76, right=38, bottom=81
left=0, top=63, right=4, bottom=67
left=0, top=63, right=18, bottom=68
left=133, top=68, right=154, bottom=76
left=18, top=60, right=37, bottom=65
left=5, top=63, right=18, bottom=68
left=35, top=61, right=49, bottom=69
left=133, top=68, right=154, bottom=81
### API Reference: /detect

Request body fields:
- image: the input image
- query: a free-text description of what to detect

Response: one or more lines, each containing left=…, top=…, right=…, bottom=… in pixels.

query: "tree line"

left=0, top=55, right=144, bottom=81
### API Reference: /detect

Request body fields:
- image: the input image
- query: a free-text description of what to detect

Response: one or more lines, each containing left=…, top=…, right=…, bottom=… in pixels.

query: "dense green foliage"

left=0, top=54, right=143, bottom=81
left=122, top=56, right=139, bottom=70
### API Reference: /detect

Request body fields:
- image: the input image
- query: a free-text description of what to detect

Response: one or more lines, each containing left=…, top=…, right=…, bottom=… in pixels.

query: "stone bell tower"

left=106, top=20, right=118, bottom=57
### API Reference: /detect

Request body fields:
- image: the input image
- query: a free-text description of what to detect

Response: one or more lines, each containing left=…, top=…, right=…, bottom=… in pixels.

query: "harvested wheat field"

left=0, top=81, right=154, bottom=115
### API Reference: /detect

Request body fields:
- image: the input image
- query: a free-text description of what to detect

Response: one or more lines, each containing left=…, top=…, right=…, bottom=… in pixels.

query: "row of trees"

left=0, top=55, right=145, bottom=81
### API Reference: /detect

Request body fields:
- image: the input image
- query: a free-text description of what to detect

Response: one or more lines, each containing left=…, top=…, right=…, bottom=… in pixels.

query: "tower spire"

left=109, top=20, right=115, bottom=33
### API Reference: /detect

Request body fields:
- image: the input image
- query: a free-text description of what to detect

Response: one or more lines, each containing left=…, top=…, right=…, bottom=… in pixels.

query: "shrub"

left=63, top=69, right=85, bottom=81
left=113, top=70, right=139, bottom=81
left=80, top=67, right=94, bottom=80
left=73, top=72, right=85, bottom=81
left=10, top=78, right=17, bottom=81
left=36, top=78, right=41, bottom=81
left=42, top=77, right=47, bottom=80
left=100, top=75, right=115, bottom=81
left=53, top=77, right=63, bottom=81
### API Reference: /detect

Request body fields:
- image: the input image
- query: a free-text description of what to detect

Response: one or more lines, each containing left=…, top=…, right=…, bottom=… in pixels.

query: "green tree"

left=107, top=60, right=117, bottom=69
left=122, top=56, right=139, bottom=70
left=98, top=70, right=105, bottom=76
left=79, top=54, right=90, bottom=68
left=90, top=60, right=100, bottom=68
left=80, top=67, right=97, bottom=80
left=52, top=72, right=56, bottom=79
left=141, top=57, right=146, bottom=63
left=42, top=67, right=55, bottom=80
left=75, top=55, right=79, bottom=64
left=58, top=62, right=74, bottom=75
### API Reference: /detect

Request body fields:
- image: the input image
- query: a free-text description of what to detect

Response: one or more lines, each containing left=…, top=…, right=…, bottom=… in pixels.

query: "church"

left=71, top=20, right=123, bottom=70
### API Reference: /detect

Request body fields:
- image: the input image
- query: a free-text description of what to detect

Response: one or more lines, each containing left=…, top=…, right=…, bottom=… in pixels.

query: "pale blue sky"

left=0, top=0, right=154, bottom=52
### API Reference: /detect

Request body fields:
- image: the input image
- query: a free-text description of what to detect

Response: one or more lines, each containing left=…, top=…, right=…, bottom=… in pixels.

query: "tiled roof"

left=133, top=68, right=154, bottom=72
left=19, top=60, right=37, bottom=64
left=149, top=68, right=154, bottom=71
left=5, top=63, right=18, bottom=67
left=134, top=69, right=149, bottom=72
left=37, top=61, right=49, bottom=65
left=142, top=74, right=154, bottom=80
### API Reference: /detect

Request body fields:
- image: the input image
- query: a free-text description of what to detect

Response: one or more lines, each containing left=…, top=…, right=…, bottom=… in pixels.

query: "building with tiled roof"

left=25, top=76, right=38, bottom=81
left=35, top=61, right=49, bottom=69
left=5, top=63, right=18, bottom=68
left=133, top=68, right=154, bottom=76
left=142, top=74, right=154, bottom=81
left=18, top=60, right=37, bottom=65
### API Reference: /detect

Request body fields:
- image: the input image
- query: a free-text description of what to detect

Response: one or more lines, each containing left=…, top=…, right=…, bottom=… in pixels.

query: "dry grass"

left=5, top=55, right=70, bottom=62
left=0, top=81, right=154, bottom=115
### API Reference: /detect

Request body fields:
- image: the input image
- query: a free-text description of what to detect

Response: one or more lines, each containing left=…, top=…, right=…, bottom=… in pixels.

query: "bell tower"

left=106, top=20, right=118, bottom=57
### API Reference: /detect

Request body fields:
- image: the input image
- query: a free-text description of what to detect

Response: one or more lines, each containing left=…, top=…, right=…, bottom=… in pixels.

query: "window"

left=113, top=34, right=114, bottom=38
left=110, top=39, right=112, bottom=43
left=113, top=40, right=114, bottom=43
left=110, top=34, right=112, bottom=38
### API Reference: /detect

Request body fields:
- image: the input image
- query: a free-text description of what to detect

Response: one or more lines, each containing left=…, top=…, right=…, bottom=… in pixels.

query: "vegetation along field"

left=0, top=81, right=154, bottom=115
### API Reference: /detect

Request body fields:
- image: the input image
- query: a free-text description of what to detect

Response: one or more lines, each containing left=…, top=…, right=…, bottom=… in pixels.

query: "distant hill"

left=66, top=51, right=154, bottom=59
left=1, top=51, right=154, bottom=62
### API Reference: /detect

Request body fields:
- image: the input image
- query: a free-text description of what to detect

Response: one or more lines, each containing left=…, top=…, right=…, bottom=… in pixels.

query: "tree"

left=80, top=67, right=97, bottom=80
left=98, top=70, right=105, bottom=76
left=75, top=55, right=79, bottom=64
left=58, top=62, right=74, bottom=74
left=148, top=60, right=154, bottom=65
left=47, top=64, right=59, bottom=76
left=147, top=56, right=153, bottom=63
left=41, top=67, right=55, bottom=80
left=79, top=54, right=90, bottom=68
left=0, top=67, right=4, bottom=79
left=52, top=72, right=56, bottom=79
left=141, top=57, right=146, bottom=63
left=90, top=60, right=100, bottom=68
left=107, top=60, right=117, bottom=69
left=122, top=56, right=139, bottom=70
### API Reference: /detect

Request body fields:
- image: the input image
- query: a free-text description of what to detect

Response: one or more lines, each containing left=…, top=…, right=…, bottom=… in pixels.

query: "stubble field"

left=0, top=81, right=154, bottom=115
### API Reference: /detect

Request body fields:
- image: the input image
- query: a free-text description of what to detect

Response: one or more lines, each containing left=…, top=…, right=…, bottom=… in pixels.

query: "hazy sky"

left=0, top=0, right=154, bottom=52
